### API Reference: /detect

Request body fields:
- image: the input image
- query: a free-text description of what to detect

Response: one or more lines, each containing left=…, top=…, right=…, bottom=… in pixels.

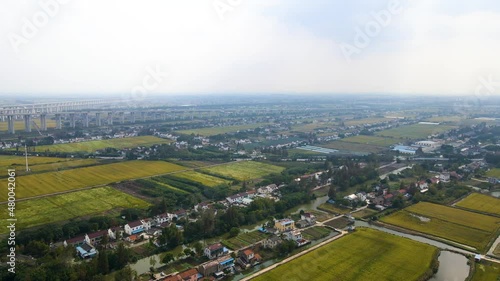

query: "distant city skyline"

left=1, top=0, right=500, bottom=96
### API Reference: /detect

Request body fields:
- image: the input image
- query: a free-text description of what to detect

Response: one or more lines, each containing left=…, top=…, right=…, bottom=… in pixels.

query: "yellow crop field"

left=2, top=160, right=186, bottom=201
left=381, top=202, right=500, bottom=252
left=0, top=155, right=103, bottom=176
left=456, top=193, right=500, bottom=216
left=252, top=228, right=438, bottom=281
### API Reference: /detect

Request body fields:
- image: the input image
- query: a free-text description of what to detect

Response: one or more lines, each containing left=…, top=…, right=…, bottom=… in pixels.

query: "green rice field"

left=471, top=261, right=500, bottom=281
left=177, top=123, right=269, bottom=136
left=486, top=168, right=500, bottom=178
left=200, top=161, right=284, bottom=181
left=376, top=124, right=456, bottom=139
left=0, top=187, right=149, bottom=233
left=32, top=136, right=172, bottom=153
left=222, top=231, right=269, bottom=250
left=171, top=171, right=230, bottom=187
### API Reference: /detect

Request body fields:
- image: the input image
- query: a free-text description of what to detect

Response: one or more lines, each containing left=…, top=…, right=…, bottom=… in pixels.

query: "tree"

left=162, top=253, right=174, bottom=264
left=97, top=251, right=109, bottom=275
left=149, top=256, right=157, bottom=272
left=114, top=266, right=136, bottom=281
left=328, top=185, right=337, bottom=199
left=193, top=242, right=203, bottom=257
left=228, top=227, right=240, bottom=238
left=116, top=243, right=130, bottom=269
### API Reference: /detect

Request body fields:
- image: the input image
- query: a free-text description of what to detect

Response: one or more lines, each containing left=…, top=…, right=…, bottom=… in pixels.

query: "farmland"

left=344, top=117, right=390, bottom=126
left=252, top=228, right=438, bottom=281
left=1, top=160, right=186, bottom=201
left=2, top=159, right=101, bottom=177
left=376, top=124, right=456, bottom=139
left=486, top=168, right=500, bottom=178
left=0, top=155, right=75, bottom=170
left=352, top=208, right=378, bottom=219
left=32, top=136, right=172, bottom=153
left=381, top=202, right=500, bottom=252
left=171, top=171, right=230, bottom=187
left=324, top=217, right=352, bottom=229
left=177, top=123, right=269, bottom=136
left=317, top=203, right=350, bottom=215
left=222, top=231, right=269, bottom=250
left=200, top=161, right=284, bottom=181
left=456, top=193, right=500, bottom=216
left=341, top=135, right=398, bottom=146
left=301, top=226, right=331, bottom=240
left=0, top=187, right=149, bottom=233
left=471, top=262, right=500, bottom=281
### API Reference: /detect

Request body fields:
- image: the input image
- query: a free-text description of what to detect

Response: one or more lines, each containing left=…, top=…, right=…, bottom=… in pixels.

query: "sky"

left=1, top=0, right=500, bottom=97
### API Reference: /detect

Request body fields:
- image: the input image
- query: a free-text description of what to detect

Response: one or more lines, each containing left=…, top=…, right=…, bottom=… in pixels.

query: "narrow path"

left=487, top=234, right=500, bottom=257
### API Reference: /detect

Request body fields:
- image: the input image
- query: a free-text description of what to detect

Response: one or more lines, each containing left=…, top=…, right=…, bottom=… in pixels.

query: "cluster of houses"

left=260, top=215, right=316, bottom=249
left=152, top=243, right=262, bottom=280
left=225, top=183, right=286, bottom=206
left=63, top=211, right=188, bottom=258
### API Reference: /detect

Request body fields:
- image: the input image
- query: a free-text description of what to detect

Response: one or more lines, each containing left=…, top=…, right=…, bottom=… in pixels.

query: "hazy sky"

left=1, top=0, right=500, bottom=96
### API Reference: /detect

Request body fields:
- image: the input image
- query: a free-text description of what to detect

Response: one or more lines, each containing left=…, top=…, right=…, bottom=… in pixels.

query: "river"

left=429, top=251, right=470, bottom=281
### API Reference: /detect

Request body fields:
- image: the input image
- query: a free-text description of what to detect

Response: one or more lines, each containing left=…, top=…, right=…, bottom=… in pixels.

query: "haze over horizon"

left=1, top=0, right=500, bottom=97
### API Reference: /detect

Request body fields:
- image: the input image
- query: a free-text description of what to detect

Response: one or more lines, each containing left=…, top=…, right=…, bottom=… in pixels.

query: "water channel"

left=132, top=195, right=472, bottom=280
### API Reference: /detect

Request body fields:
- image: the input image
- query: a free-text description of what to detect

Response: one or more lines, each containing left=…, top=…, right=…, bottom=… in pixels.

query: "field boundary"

left=0, top=161, right=235, bottom=205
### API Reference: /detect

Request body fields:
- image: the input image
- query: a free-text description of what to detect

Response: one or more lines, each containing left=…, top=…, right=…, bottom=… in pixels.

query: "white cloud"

left=0, top=0, right=499, bottom=96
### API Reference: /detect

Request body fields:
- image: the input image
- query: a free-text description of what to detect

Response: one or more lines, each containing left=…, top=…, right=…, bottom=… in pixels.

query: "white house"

left=124, top=219, right=151, bottom=235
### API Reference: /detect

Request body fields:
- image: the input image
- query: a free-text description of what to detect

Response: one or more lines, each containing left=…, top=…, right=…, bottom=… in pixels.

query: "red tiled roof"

left=243, top=249, right=254, bottom=256
left=87, top=229, right=108, bottom=239
left=163, top=275, right=181, bottom=281
left=127, top=220, right=143, bottom=228
left=179, top=268, right=198, bottom=279
left=66, top=235, right=85, bottom=244
left=208, top=243, right=223, bottom=251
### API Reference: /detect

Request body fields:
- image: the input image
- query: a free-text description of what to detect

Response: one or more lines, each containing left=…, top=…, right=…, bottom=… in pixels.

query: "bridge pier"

left=7, top=115, right=15, bottom=134
left=40, top=114, right=47, bottom=131
left=24, top=115, right=32, bottom=133
left=119, top=112, right=125, bottom=124
left=69, top=113, right=76, bottom=128
left=83, top=113, right=89, bottom=127
left=131, top=112, right=136, bottom=123
left=141, top=112, right=146, bottom=122
left=96, top=113, right=101, bottom=126
left=107, top=112, right=113, bottom=125
left=55, top=114, right=62, bottom=129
